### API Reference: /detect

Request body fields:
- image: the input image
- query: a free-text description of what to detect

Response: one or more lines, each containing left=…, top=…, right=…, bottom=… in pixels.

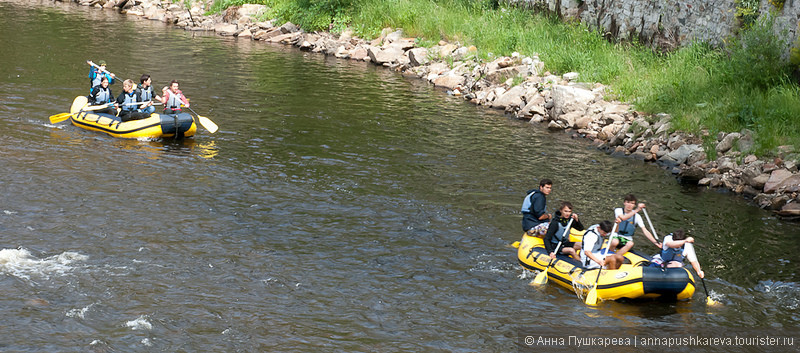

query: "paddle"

left=699, top=276, right=719, bottom=306
left=585, top=222, right=618, bottom=305
left=86, top=60, right=117, bottom=81
left=642, top=207, right=660, bottom=242
left=532, top=217, right=574, bottom=285
left=186, top=106, right=218, bottom=133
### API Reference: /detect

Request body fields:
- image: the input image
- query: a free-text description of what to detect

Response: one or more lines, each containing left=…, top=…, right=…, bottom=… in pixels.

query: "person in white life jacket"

left=661, top=229, right=704, bottom=278
left=160, top=80, right=190, bottom=114
left=115, top=79, right=147, bottom=122
left=612, top=194, right=661, bottom=255
left=543, top=201, right=584, bottom=261
left=521, top=178, right=553, bottom=236
left=580, top=220, right=626, bottom=270
left=88, top=76, right=117, bottom=116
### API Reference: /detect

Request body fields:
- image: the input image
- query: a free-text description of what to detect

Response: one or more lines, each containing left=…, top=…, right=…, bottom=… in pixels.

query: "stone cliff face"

left=503, top=0, right=799, bottom=53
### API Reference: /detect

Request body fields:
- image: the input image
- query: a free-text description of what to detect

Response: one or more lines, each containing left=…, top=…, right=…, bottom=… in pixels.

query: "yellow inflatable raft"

left=66, top=96, right=196, bottom=139
left=517, top=230, right=696, bottom=301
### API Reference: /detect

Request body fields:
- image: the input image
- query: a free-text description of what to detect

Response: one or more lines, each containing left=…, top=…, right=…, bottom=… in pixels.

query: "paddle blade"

left=197, top=115, right=218, bottom=133
left=585, top=287, right=599, bottom=305
left=532, top=270, right=548, bottom=286
left=49, top=113, right=71, bottom=124
left=71, top=96, right=89, bottom=114
left=706, top=296, right=719, bottom=306
left=511, top=241, right=520, bottom=249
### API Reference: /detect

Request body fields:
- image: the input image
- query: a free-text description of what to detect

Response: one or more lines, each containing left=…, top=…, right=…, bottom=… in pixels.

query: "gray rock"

left=432, top=74, right=466, bottom=90
left=717, top=157, right=738, bottom=173
left=490, top=85, right=526, bottom=110
left=679, top=164, right=706, bottom=182
left=764, top=169, right=794, bottom=193
left=367, top=46, right=404, bottom=65
left=665, top=144, right=703, bottom=165
left=716, top=132, right=740, bottom=153
left=407, top=48, right=429, bottom=67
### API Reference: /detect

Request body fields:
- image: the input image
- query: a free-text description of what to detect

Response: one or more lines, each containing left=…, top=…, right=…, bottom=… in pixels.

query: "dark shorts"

left=557, top=241, right=577, bottom=253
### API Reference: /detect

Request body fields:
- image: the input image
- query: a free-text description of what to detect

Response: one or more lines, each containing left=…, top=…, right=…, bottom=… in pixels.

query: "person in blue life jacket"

left=89, top=60, right=116, bottom=89
left=135, top=74, right=161, bottom=115
left=580, top=220, right=626, bottom=270
left=543, top=201, right=584, bottom=261
left=116, top=79, right=147, bottom=122
left=612, top=194, right=661, bottom=254
left=521, top=179, right=553, bottom=236
left=661, top=229, right=704, bottom=278
left=88, top=76, right=117, bottom=116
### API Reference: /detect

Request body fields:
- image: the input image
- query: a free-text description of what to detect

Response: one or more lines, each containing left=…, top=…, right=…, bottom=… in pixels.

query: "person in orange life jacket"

left=580, top=220, right=626, bottom=270
left=661, top=229, right=704, bottom=278
left=135, top=74, right=161, bottom=115
left=89, top=60, right=115, bottom=89
left=88, top=76, right=117, bottom=116
left=116, top=79, right=147, bottom=122
left=612, top=194, right=661, bottom=254
left=521, top=179, right=553, bottom=236
left=543, top=201, right=584, bottom=261
left=160, top=80, right=189, bottom=114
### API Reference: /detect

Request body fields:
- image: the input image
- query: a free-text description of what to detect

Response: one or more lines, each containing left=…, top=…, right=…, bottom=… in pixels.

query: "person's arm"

left=636, top=216, right=661, bottom=248
left=531, top=194, right=548, bottom=221
left=180, top=93, right=190, bottom=107
left=572, top=215, right=584, bottom=231
left=665, top=236, right=694, bottom=249
left=684, top=243, right=703, bottom=278
left=543, top=218, right=557, bottom=256
left=159, top=90, right=168, bottom=104
left=89, top=87, right=98, bottom=104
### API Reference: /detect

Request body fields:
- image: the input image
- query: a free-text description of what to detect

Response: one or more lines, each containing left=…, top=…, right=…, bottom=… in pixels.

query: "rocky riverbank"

left=67, top=0, right=800, bottom=219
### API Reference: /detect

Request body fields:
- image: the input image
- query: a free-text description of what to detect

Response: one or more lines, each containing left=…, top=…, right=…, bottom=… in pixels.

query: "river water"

left=1, top=1, right=798, bottom=351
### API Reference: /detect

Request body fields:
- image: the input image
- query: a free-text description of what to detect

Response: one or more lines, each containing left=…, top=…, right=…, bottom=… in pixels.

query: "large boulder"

left=367, top=46, right=405, bottom=65
left=550, top=85, right=595, bottom=118
left=432, top=74, right=466, bottom=90
left=407, top=48, right=429, bottom=67
left=764, top=169, right=794, bottom=193
left=664, top=144, right=703, bottom=165
left=490, top=85, right=526, bottom=109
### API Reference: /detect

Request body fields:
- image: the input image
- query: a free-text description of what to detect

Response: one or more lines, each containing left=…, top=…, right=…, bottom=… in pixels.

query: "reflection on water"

left=0, top=0, right=799, bottom=351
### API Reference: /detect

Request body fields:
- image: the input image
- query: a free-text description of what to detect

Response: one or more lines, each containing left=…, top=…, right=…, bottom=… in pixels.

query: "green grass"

left=209, top=0, right=800, bottom=156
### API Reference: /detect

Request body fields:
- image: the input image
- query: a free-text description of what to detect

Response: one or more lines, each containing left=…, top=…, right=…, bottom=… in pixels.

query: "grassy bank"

left=211, top=0, right=800, bottom=157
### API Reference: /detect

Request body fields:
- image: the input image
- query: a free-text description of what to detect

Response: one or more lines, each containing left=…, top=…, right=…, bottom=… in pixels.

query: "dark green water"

left=0, top=0, right=798, bottom=351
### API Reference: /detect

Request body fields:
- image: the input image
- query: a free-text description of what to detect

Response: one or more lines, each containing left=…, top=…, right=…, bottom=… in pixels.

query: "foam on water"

left=0, top=248, right=88, bottom=280
left=126, top=315, right=153, bottom=331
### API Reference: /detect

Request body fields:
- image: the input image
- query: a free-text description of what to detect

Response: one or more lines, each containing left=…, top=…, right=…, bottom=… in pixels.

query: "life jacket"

left=165, top=90, right=183, bottom=109
left=520, top=189, right=542, bottom=214
left=550, top=216, right=570, bottom=245
left=580, top=225, right=605, bottom=266
left=137, top=84, right=153, bottom=102
left=617, top=211, right=638, bottom=239
left=94, top=86, right=111, bottom=104
left=660, top=234, right=685, bottom=263
left=121, top=91, right=139, bottom=112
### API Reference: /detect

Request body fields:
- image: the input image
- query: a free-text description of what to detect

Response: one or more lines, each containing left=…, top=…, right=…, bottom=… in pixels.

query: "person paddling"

left=660, top=229, right=704, bottom=278
left=612, top=194, right=661, bottom=254
left=89, top=60, right=116, bottom=89
left=543, top=201, right=584, bottom=261
left=521, top=179, right=552, bottom=237
left=88, top=76, right=117, bottom=115
left=160, top=80, right=190, bottom=114
left=116, top=79, right=147, bottom=122
left=581, top=220, right=626, bottom=270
